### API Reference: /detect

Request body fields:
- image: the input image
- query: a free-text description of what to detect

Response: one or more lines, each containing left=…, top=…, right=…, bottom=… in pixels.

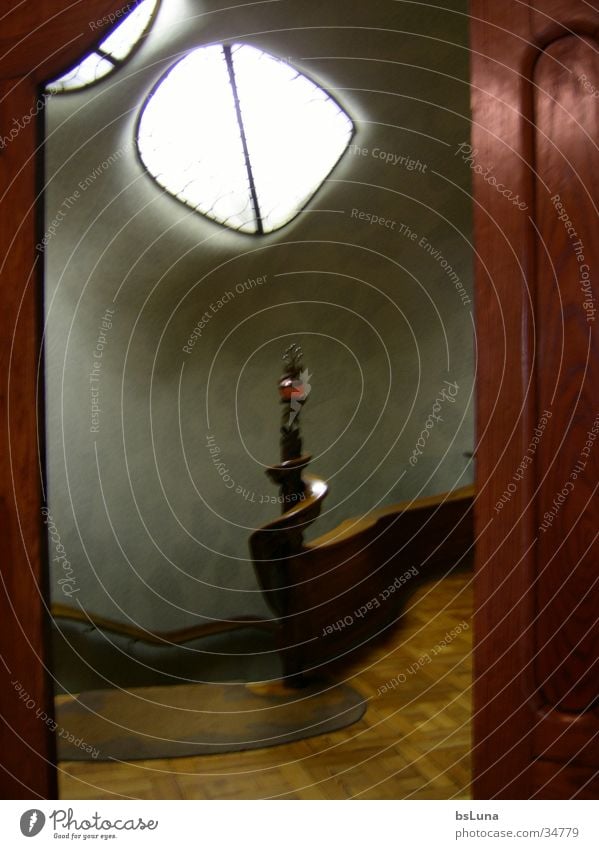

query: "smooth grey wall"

left=44, top=0, right=473, bottom=631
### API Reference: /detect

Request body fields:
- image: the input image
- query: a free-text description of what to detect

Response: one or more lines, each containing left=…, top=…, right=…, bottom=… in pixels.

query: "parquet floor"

left=58, top=569, right=472, bottom=799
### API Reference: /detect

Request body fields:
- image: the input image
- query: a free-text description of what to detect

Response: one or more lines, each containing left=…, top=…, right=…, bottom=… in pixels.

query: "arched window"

left=46, top=0, right=159, bottom=93
left=136, top=43, right=354, bottom=234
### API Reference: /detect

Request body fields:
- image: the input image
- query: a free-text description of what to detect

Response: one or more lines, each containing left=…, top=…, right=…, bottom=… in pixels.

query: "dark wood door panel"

left=471, top=0, right=599, bottom=798
left=532, top=760, right=599, bottom=799
left=533, top=35, right=599, bottom=712
left=534, top=709, right=599, bottom=768
left=530, top=1, right=599, bottom=42
left=0, top=0, right=141, bottom=800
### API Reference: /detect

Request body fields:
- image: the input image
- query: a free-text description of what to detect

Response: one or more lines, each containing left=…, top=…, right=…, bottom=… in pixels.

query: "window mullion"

left=223, top=44, right=264, bottom=235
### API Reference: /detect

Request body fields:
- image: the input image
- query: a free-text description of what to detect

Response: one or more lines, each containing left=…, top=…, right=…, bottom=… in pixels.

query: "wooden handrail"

left=51, top=605, right=277, bottom=645
left=308, top=484, right=475, bottom=549
left=249, top=479, right=475, bottom=683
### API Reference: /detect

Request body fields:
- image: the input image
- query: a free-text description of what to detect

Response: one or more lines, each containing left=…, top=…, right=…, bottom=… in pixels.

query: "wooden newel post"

left=266, top=344, right=312, bottom=511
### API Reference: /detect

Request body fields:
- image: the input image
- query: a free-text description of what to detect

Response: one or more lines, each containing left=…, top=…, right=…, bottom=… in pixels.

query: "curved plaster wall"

left=44, top=0, right=474, bottom=633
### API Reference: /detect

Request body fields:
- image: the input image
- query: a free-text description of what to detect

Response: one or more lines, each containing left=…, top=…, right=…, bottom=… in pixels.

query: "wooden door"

left=0, top=0, right=140, bottom=801
left=471, top=0, right=599, bottom=798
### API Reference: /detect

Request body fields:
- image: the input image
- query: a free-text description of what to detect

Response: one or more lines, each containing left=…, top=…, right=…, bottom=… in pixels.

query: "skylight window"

left=46, top=0, right=158, bottom=93
left=136, top=43, right=354, bottom=234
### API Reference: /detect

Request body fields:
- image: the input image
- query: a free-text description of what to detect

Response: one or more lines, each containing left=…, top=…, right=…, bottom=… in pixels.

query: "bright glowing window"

left=46, top=0, right=158, bottom=93
left=136, top=43, right=354, bottom=234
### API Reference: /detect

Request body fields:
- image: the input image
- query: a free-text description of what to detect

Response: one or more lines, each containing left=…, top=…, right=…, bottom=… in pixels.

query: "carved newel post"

left=266, top=344, right=312, bottom=512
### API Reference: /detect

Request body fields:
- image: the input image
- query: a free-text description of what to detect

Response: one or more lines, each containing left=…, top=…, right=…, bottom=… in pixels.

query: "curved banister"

left=307, top=483, right=475, bottom=550
left=248, top=348, right=475, bottom=683
left=249, top=478, right=474, bottom=683
left=249, top=475, right=328, bottom=617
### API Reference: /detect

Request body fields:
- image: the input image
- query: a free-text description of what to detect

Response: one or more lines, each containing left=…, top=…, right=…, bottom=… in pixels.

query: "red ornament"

left=279, top=378, right=294, bottom=400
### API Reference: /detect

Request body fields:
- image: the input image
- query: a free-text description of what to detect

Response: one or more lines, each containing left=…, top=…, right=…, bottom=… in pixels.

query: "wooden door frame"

left=0, top=0, right=148, bottom=801
left=470, top=0, right=599, bottom=799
